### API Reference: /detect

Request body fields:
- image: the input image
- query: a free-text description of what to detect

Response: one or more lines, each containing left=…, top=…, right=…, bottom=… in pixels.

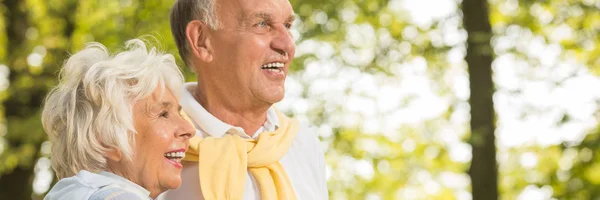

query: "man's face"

left=207, top=0, right=296, bottom=106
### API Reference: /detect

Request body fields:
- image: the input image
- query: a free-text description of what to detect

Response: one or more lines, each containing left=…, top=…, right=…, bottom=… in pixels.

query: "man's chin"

left=260, top=92, right=285, bottom=105
left=266, top=97, right=285, bottom=105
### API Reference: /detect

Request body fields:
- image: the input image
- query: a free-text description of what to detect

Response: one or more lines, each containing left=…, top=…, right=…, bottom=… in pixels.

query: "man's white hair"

left=170, top=0, right=219, bottom=69
left=41, top=39, right=184, bottom=179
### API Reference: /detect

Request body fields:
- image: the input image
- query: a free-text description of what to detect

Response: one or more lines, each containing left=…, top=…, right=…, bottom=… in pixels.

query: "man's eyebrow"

left=286, top=14, right=296, bottom=23
left=252, top=12, right=273, bottom=21
left=250, top=12, right=296, bottom=23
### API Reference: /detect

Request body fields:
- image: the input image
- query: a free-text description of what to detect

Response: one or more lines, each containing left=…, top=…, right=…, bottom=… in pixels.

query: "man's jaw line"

left=194, top=58, right=287, bottom=133
left=195, top=83, right=271, bottom=116
left=197, top=86, right=277, bottom=135
left=208, top=102, right=271, bottom=135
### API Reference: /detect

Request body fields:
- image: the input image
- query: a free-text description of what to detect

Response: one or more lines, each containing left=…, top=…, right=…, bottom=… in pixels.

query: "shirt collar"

left=180, top=82, right=280, bottom=139
left=95, top=171, right=151, bottom=199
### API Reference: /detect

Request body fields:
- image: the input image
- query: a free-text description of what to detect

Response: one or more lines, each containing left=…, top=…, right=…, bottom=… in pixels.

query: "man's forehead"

left=220, top=0, right=294, bottom=18
left=250, top=11, right=296, bottom=21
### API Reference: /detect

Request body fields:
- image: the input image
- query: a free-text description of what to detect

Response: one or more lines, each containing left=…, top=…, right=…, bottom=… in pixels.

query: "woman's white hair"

left=41, top=39, right=184, bottom=179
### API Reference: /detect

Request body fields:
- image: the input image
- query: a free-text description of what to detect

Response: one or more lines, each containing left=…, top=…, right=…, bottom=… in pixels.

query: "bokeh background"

left=1, top=0, right=599, bottom=199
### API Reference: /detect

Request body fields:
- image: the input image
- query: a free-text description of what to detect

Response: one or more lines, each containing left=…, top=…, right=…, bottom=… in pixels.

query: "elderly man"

left=158, top=0, right=328, bottom=199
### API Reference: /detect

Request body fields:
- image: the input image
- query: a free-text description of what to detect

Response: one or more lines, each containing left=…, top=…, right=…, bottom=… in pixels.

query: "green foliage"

left=0, top=0, right=598, bottom=199
left=488, top=0, right=600, bottom=199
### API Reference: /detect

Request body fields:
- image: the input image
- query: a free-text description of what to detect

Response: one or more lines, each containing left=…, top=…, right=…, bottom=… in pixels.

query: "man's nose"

left=270, top=24, right=296, bottom=58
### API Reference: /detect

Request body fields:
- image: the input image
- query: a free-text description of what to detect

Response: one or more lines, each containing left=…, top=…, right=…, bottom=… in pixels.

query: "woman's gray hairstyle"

left=41, top=39, right=185, bottom=179
left=170, top=0, right=219, bottom=68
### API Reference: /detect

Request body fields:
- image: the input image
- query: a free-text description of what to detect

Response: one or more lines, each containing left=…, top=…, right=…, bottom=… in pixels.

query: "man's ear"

left=105, top=147, right=123, bottom=162
left=186, top=20, right=213, bottom=63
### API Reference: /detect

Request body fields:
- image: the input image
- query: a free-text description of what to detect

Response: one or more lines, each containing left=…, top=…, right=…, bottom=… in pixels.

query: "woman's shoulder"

left=44, top=170, right=112, bottom=200
left=44, top=170, right=148, bottom=200
left=89, top=186, right=150, bottom=200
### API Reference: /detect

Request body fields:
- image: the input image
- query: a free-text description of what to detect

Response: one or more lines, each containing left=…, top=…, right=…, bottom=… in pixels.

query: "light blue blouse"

left=45, top=170, right=151, bottom=200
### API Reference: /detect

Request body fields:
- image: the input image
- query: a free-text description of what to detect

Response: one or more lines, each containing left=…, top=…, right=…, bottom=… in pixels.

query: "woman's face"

left=113, top=86, right=195, bottom=197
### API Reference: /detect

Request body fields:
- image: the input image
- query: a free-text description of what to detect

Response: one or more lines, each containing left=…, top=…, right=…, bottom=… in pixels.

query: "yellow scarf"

left=182, top=110, right=299, bottom=200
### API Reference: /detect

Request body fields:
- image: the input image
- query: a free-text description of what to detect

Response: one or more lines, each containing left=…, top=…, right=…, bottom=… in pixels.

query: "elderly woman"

left=42, top=39, right=195, bottom=200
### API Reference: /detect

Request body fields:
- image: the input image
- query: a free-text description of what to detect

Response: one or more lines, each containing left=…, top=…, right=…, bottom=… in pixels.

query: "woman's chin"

left=160, top=177, right=182, bottom=191
left=159, top=161, right=184, bottom=189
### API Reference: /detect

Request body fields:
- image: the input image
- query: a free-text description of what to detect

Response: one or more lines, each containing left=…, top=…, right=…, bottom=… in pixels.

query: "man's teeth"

left=266, top=68, right=282, bottom=73
left=261, top=62, right=284, bottom=69
left=261, top=62, right=284, bottom=74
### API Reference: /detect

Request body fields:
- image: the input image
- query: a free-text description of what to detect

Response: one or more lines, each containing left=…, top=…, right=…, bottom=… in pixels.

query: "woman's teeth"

left=164, top=152, right=185, bottom=163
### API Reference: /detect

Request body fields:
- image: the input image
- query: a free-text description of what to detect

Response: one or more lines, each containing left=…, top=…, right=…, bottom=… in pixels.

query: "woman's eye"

left=160, top=111, right=169, bottom=118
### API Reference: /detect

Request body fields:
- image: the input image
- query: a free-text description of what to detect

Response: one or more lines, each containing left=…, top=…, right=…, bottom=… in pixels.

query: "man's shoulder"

left=291, top=120, right=322, bottom=147
left=293, top=120, right=326, bottom=160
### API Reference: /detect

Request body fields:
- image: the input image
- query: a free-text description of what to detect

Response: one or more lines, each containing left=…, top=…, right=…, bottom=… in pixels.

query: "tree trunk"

left=0, top=0, right=77, bottom=198
left=462, top=0, right=498, bottom=199
left=0, top=0, right=37, bottom=199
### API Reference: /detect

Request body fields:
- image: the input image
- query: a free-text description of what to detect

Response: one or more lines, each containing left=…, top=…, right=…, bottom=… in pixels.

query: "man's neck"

left=193, top=83, right=270, bottom=136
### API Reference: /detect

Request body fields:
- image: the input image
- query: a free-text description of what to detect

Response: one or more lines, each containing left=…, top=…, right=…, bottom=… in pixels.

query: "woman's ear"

left=105, top=148, right=123, bottom=162
left=186, top=20, right=213, bottom=63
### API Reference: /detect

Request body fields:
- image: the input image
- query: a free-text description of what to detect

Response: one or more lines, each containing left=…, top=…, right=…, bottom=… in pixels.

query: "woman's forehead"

left=138, top=87, right=176, bottom=107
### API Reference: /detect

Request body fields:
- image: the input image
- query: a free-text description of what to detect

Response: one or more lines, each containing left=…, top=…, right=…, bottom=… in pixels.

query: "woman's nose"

left=177, top=111, right=196, bottom=139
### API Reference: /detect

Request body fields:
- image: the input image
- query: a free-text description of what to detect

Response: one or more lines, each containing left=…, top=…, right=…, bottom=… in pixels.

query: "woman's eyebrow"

left=159, top=101, right=173, bottom=109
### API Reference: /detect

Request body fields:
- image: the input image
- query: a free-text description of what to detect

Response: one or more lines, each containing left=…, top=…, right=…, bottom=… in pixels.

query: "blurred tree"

left=0, top=0, right=78, bottom=198
left=0, top=0, right=35, bottom=198
left=462, top=0, right=498, bottom=199
left=0, top=0, right=178, bottom=198
left=487, top=0, right=600, bottom=199
left=0, top=0, right=598, bottom=199
left=1, top=0, right=471, bottom=199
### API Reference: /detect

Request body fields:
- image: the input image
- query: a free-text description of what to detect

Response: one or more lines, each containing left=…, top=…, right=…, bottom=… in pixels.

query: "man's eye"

left=257, top=21, right=267, bottom=27
left=284, top=23, right=292, bottom=29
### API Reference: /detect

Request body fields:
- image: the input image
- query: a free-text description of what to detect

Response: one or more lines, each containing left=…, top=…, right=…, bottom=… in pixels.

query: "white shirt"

left=45, top=170, right=151, bottom=200
left=158, top=83, right=328, bottom=200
